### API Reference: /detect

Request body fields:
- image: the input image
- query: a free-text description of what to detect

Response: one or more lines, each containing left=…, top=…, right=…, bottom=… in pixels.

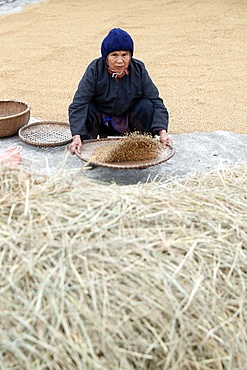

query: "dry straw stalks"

left=0, top=163, right=247, bottom=370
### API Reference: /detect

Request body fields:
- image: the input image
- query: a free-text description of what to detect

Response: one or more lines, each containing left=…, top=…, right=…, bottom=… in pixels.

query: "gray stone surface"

left=1, top=119, right=246, bottom=185
left=0, top=0, right=45, bottom=15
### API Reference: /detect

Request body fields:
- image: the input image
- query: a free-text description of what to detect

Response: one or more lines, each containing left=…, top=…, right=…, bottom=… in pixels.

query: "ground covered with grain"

left=0, top=0, right=246, bottom=134
left=0, top=164, right=246, bottom=369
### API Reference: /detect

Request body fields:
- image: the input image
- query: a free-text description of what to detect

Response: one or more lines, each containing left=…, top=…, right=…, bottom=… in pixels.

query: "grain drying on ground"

left=0, top=163, right=247, bottom=370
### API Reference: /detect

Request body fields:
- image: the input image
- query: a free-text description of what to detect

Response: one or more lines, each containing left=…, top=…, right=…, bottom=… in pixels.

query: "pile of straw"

left=0, top=163, right=247, bottom=370
left=94, top=132, right=163, bottom=163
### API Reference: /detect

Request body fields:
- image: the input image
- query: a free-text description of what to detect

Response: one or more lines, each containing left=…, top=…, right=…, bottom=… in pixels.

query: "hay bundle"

left=94, top=132, right=163, bottom=163
left=0, top=163, right=247, bottom=369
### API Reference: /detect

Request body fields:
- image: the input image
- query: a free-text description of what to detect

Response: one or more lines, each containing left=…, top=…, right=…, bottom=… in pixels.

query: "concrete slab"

left=1, top=119, right=246, bottom=185
left=0, top=0, right=44, bottom=16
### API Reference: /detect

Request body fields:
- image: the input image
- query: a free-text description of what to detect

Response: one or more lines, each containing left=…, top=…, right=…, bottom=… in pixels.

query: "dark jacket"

left=69, top=57, right=169, bottom=136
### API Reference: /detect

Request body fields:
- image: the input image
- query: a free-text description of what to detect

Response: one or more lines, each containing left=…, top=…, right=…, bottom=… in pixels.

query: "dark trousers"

left=81, top=99, right=154, bottom=140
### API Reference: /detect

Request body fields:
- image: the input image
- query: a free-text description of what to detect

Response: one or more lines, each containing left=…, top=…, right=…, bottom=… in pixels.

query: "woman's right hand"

left=69, top=135, right=82, bottom=155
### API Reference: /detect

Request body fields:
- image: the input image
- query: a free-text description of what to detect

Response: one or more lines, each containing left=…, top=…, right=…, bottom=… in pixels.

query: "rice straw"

left=0, top=163, right=246, bottom=369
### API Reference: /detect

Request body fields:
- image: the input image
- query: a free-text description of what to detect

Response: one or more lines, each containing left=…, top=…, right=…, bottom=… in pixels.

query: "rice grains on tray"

left=94, top=132, right=163, bottom=163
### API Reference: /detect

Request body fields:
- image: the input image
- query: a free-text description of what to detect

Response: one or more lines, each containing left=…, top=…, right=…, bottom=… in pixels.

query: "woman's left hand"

left=159, top=130, right=172, bottom=147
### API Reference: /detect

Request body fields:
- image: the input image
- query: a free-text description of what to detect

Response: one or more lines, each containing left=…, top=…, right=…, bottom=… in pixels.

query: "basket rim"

left=75, top=137, right=175, bottom=169
left=18, top=120, right=72, bottom=147
left=0, top=100, right=31, bottom=121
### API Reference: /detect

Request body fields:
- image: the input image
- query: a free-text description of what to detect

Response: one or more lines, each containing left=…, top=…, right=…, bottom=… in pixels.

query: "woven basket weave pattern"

left=18, top=121, right=72, bottom=147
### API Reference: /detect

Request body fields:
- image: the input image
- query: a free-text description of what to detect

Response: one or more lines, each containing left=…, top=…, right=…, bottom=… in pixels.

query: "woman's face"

left=106, top=50, right=131, bottom=72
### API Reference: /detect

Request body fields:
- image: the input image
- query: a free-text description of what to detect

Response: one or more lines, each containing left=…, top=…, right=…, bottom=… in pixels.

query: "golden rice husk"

left=94, top=132, right=163, bottom=163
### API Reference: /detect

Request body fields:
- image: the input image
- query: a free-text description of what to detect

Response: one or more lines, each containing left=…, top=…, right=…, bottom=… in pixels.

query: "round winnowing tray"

left=18, top=121, right=72, bottom=147
left=75, top=138, right=175, bottom=169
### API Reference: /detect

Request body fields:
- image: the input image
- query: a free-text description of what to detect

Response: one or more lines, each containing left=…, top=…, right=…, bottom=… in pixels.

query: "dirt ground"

left=0, top=0, right=246, bottom=135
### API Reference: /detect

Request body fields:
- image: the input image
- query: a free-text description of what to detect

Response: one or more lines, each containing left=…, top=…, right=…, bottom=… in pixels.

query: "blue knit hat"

left=101, top=28, right=134, bottom=62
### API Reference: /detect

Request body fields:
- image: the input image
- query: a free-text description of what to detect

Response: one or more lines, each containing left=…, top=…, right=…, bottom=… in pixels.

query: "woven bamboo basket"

left=75, top=138, right=175, bottom=169
left=0, top=100, right=31, bottom=137
left=18, top=120, right=72, bottom=147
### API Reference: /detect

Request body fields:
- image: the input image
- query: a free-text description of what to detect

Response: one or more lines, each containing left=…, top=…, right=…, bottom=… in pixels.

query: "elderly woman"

left=69, top=28, right=171, bottom=155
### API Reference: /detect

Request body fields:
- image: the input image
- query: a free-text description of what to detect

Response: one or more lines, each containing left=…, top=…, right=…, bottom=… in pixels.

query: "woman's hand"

left=69, top=135, right=82, bottom=155
left=159, top=130, right=172, bottom=148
